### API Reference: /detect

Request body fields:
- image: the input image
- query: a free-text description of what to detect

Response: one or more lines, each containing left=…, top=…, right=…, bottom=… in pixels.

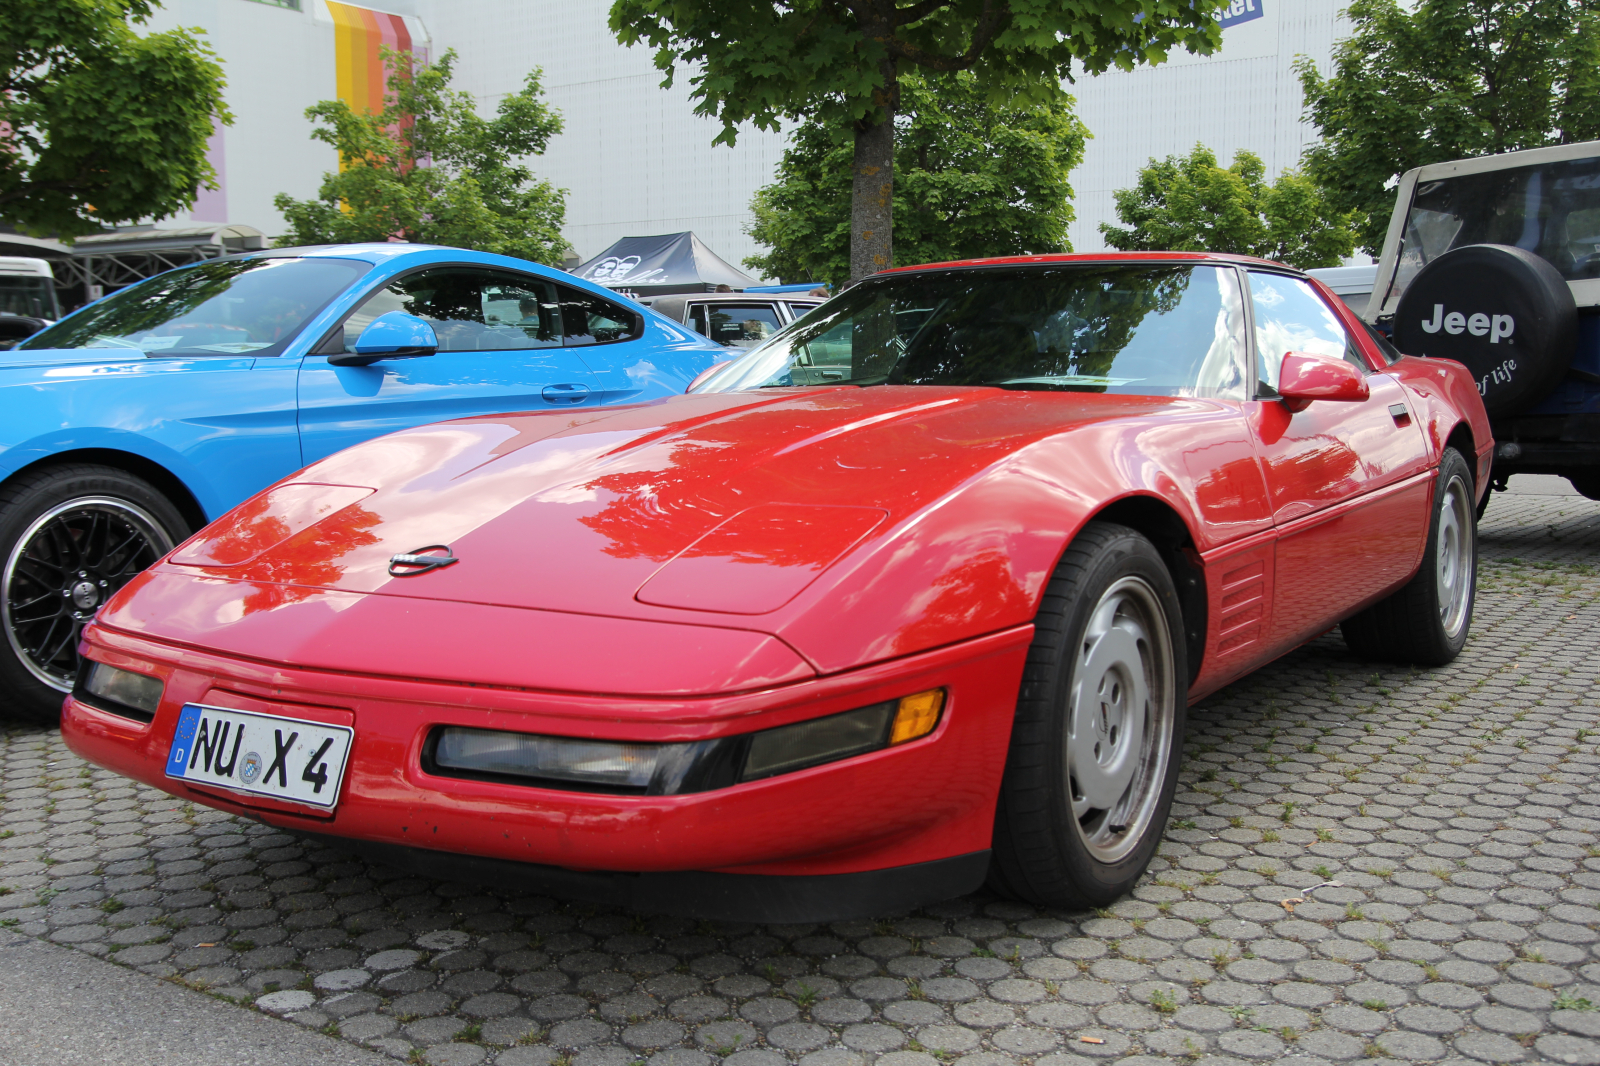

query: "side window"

left=557, top=286, right=638, bottom=346
left=688, top=304, right=710, bottom=336
left=700, top=303, right=783, bottom=348
left=1360, top=319, right=1403, bottom=365
left=340, top=268, right=562, bottom=353
left=1247, top=272, right=1363, bottom=390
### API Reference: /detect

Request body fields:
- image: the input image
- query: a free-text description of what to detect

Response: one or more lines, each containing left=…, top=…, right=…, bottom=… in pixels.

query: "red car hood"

left=104, top=386, right=1217, bottom=681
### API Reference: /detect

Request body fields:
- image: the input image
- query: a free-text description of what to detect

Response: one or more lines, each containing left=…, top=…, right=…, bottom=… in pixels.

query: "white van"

left=0, top=257, right=62, bottom=322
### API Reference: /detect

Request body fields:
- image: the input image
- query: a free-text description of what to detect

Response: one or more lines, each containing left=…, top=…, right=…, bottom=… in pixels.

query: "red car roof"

left=877, top=251, right=1294, bottom=275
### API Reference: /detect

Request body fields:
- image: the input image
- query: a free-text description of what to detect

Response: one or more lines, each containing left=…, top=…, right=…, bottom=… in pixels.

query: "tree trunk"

left=850, top=80, right=896, bottom=282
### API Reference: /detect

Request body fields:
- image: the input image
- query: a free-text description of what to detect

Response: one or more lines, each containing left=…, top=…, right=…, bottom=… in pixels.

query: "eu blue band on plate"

left=166, top=704, right=203, bottom=776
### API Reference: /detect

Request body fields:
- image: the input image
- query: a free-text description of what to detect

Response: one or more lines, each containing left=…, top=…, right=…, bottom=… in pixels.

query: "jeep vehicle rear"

left=1367, top=140, right=1600, bottom=502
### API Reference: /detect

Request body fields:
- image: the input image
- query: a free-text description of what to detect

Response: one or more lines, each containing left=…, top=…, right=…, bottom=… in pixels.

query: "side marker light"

left=889, top=689, right=945, bottom=745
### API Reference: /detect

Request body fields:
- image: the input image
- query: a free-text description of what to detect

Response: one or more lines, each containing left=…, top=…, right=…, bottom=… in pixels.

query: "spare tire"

left=1394, top=243, right=1576, bottom=417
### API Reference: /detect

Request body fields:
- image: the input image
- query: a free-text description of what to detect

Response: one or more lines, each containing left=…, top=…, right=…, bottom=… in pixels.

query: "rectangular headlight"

left=428, top=689, right=945, bottom=794
left=433, top=727, right=665, bottom=790
left=741, top=689, right=945, bottom=782
left=81, top=662, right=164, bottom=720
left=742, top=701, right=896, bottom=781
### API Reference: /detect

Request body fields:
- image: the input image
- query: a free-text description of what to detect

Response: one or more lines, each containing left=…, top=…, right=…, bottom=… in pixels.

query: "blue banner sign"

left=1217, top=0, right=1265, bottom=28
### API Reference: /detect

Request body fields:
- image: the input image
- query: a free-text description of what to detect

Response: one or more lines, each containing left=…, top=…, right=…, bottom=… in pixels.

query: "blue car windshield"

left=20, top=257, right=370, bottom=357
left=691, top=264, right=1250, bottom=399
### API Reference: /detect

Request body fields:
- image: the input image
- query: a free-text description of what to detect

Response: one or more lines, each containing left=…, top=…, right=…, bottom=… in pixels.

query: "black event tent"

left=571, top=232, right=759, bottom=296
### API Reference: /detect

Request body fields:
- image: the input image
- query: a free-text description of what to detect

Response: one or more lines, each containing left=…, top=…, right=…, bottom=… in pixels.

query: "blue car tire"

left=0, top=465, right=189, bottom=722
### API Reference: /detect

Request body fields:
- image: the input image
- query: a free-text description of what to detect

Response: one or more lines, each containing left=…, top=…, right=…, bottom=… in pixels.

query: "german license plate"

left=165, top=704, right=352, bottom=809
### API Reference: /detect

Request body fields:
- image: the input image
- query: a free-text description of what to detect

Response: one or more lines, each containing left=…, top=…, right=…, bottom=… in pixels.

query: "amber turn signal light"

left=889, top=689, right=945, bottom=745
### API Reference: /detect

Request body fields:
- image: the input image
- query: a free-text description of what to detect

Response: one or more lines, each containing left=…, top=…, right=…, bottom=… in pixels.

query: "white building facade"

left=1067, top=0, right=1354, bottom=252
left=140, top=0, right=1351, bottom=270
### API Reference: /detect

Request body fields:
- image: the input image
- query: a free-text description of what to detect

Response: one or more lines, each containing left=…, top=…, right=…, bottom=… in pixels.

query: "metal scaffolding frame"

left=56, top=225, right=268, bottom=299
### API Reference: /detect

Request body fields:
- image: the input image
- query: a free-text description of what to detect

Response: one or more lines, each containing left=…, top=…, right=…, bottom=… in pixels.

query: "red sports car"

left=61, top=254, right=1491, bottom=921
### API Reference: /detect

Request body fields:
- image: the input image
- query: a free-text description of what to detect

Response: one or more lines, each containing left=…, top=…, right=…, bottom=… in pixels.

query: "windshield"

left=20, top=257, right=370, bottom=356
left=1393, top=155, right=1600, bottom=297
left=693, top=264, right=1249, bottom=399
left=0, top=276, right=60, bottom=320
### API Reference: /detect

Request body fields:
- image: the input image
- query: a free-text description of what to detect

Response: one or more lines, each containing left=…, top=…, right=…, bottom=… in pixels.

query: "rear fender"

left=1390, top=356, right=1495, bottom=494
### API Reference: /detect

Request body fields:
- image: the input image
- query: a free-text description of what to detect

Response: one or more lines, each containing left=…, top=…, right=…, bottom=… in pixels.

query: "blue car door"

left=296, top=265, right=618, bottom=463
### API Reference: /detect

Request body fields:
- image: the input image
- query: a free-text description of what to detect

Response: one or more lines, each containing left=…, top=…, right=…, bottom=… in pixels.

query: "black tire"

left=1569, top=472, right=1600, bottom=502
left=989, top=522, right=1188, bottom=909
left=1340, top=448, right=1476, bottom=666
left=0, top=465, right=188, bottom=724
left=1393, top=244, right=1577, bottom=418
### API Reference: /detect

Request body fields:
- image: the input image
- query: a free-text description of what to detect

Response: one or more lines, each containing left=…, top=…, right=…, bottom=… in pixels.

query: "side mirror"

left=328, top=311, right=438, bottom=367
left=1276, top=351, right=1370, bottom=412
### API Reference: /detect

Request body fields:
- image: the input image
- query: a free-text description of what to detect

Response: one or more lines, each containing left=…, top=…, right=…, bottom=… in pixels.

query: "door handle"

left=542, top=383, right=591, bottom=405
left=1388, top=403, right=1410, bottom=425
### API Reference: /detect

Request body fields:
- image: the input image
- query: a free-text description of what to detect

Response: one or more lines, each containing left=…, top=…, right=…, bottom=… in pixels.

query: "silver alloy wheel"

left=1436, top=471, right=1474, bottom=640
left=1064, top=574, right=1177, bottom=864
left=3, top=496, right=174, bottom=691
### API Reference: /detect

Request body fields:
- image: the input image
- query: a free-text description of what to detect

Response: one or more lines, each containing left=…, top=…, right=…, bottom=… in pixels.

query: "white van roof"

left=0, top=257, right=54, bottom=279
left=1306, top=264, right=1378, bottom=296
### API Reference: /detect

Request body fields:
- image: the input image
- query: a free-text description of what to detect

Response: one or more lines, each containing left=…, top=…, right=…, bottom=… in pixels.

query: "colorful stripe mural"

left=325, top=1, right=422, bottom=117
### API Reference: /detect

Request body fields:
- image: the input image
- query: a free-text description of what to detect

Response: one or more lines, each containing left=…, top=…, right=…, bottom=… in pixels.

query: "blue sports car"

left=0, top=243, right=721, bottom=721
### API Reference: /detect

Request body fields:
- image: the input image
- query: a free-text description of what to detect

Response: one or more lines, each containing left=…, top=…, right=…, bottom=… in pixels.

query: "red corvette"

left=61, top=254, right=1490, bottom=920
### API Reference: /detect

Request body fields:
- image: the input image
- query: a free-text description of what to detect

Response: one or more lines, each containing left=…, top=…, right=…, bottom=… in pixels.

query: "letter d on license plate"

left=166, top=704, right=353, bottom=809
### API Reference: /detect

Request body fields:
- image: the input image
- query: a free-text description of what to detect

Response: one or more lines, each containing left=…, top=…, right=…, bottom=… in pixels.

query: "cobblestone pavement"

left=2, top=489, right=1598, bottom=1066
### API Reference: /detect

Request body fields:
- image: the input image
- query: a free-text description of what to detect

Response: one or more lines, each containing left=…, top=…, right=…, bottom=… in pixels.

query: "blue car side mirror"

left=328, top=311, right=439, bottom=367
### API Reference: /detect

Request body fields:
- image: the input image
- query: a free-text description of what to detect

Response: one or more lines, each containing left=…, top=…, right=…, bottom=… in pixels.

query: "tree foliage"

left=745, top=73, right=1088, bottom=286
left=1100, top=144, right=1360, bottom=270
left=611, top=1, right=1224, bottom=143
left=1298, top=0, right=1600, bottom=256
left=274, top=47, right=568, bottom=264
left=0, top=0, right=230, bottom=239
left=610, top=0, right=1227, bottom=279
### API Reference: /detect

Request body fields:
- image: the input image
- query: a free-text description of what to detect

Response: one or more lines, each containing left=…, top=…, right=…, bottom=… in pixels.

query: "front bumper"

left=62, top=620, right=1030, bottom=916
left=302, top=834, right=991, bottom=922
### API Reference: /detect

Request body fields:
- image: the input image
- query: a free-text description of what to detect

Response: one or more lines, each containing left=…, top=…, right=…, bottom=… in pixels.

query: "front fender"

left=0, top=427, right=225, bottom=519
left=774, top=412, right=1250, bottom=676
left=0, top=356, right=304, bottom=521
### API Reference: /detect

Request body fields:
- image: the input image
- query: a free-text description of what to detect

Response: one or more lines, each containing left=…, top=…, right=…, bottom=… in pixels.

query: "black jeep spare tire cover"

left=1394, top=243, right=1576, bottom=417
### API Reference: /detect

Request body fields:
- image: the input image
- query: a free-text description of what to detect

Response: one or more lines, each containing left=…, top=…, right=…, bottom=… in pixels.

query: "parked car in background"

left=635, top=292, right=824, bottom=349
left=1364, top=139, right=1600, bottom=505
left=0, top=257, right=62, bottom=345
left=63, top=252, right=1489, bottom=921
left=0, top=244, right=719, bottom=722
left=1306, top=263, right=1377, bottom=315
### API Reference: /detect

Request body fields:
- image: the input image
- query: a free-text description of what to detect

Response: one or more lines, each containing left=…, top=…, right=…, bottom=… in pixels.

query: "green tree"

left=1100, top=144, right=1359, bottom=270
left=745, top=72, right=1089, bottom=286
left=1297, top=0, right=1600, bottom=256
left=274, top=47, right=569, bottom=264
left=610, top=0, right=1225, bottom=281
left=0, top=0, right=230, bottom=239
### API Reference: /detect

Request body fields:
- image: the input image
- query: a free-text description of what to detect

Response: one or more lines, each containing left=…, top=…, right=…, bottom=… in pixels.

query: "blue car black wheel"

left=0, top=465, right=187, bottom=723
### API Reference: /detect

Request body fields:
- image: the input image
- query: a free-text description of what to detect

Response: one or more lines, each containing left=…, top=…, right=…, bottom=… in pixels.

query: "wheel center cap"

left=70, top=580, right=99, bottom=610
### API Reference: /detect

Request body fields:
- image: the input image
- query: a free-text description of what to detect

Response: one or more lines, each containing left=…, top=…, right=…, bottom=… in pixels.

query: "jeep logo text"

left=1420, top=304, right=1515, bottom=343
